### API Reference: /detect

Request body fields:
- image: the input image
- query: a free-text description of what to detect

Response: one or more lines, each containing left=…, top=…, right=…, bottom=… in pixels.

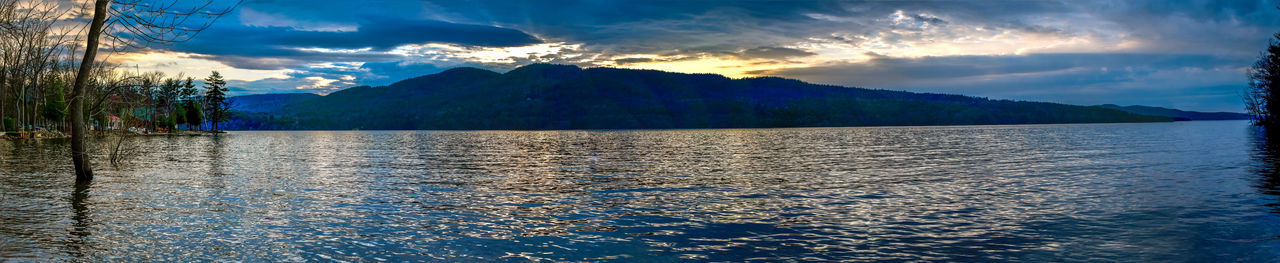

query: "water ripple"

left=2, top=121, right=1279, bottom=261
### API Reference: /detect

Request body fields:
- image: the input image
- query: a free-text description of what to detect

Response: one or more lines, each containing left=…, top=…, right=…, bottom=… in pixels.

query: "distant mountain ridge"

left=229, top=93, right=321, bottom=113
left=1096, top=104, right=1249, bottom=121
left=225, top=64, right=1178, bottom=130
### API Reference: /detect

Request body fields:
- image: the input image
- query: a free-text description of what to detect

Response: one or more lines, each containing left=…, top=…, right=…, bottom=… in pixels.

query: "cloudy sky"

left=107, top=0, right=1279, bottom=112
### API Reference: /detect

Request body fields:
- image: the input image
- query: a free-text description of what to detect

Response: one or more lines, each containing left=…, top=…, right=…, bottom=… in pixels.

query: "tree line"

left=0, top=1, right=233, bottom=135
left=1, top=48, right=233, bottom=134
left=1, top=0, right=238, bottom=181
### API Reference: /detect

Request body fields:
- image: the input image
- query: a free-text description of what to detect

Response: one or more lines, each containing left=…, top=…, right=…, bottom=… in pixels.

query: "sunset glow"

left=86, top=1, right=1280, bottom=112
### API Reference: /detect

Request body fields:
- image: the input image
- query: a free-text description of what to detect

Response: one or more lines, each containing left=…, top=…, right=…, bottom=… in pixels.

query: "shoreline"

left=221, top=119, right=1250, bottom=132
left=1, top=130, right=225, bottom=140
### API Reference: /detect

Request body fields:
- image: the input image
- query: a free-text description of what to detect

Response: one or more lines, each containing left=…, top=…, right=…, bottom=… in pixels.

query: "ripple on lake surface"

left=2, top=121, right=1279, bottom=261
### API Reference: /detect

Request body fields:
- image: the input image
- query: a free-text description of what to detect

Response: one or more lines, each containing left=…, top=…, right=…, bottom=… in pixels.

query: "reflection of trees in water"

left=1249, top=127, right=1280, bottom=214
left=64, top=181, right=92, bottom=259
left=200, top=135, right=229, bottom=206
left=3, top=139, right=70, bottom=172
left=207, top=135, right=228, bottom=176
left=0, top=139, right=80, bottom=259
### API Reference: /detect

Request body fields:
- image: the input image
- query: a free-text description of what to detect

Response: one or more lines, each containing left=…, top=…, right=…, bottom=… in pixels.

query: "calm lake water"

left=2, top=120, right=1279, bottom=261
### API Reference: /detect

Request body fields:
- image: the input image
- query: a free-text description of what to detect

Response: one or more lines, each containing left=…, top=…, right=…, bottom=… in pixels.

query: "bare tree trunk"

left=16, top=78, right=22, bottom=131
left=70, top=0, right=109, bottom=182
left=147, top=90, right=153, bottom=132
left=1, top=68, right=6, bottom=131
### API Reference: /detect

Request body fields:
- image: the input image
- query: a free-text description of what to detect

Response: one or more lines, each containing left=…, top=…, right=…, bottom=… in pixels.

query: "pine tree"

left=40, top=79, right=67, bottom=130
left=157, top=78, right=182, bottom=125
left=185, top=101, right=204, bottom=131
left=179, top=77, right=199, bottom=100
left=203, top=71, right=229, bottom=131
left=175, top=104, right=187, bottom=131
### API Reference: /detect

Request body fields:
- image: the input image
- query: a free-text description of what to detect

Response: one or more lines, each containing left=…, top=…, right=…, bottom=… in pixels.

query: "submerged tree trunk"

left=70, top=0, right=109, bottom=182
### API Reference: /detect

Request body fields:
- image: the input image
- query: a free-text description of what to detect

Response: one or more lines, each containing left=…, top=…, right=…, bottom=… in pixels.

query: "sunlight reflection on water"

left=2, top=121, right=1279, bottom=261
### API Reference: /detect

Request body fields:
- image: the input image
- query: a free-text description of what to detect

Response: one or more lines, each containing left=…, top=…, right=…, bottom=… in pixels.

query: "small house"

left=107, top=116, right=123, bottom=130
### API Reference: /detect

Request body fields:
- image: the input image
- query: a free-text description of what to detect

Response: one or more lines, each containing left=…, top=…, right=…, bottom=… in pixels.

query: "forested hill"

left=225, top=64, right=1173, bottom=130
left=228, top=93, right=321, bottom=113
left=1096, top=104, right=1249, bottom=121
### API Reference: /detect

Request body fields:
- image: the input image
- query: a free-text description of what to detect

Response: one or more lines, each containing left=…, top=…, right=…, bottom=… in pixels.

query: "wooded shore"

left=1, top=130, right=221, bottom=140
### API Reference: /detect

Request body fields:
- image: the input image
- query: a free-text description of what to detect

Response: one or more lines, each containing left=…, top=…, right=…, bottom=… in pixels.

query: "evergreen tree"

left=179, top=77, right=199, bottom=100
left=185, top=101, right=204, bottom=131
left=3, top=117, right=15, bottom=132
left=40, top=79, right=67, bottom=130
left=175, top=104, right=187, bottom=131
left=157, top=77, right=182, bottom=124
left=203, top=71, right=229, bottom=131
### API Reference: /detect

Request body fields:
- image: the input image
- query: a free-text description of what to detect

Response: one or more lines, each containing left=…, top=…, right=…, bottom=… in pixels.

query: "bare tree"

left=104, top=83, right=144, bottom=166
left=0, top=0, right=77, bottom=135
left=1248, top=32, right=1280, bottom=128
left=69, top=0, right=238, bottom=181
left=69, top=0, right=109, bottom=181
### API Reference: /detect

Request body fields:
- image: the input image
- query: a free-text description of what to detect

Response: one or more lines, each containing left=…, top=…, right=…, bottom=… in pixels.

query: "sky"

left=104, top=0, right=1280, bottom=112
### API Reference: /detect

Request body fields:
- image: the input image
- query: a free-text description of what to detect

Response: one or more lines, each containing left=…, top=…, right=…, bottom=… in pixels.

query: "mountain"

left=1096, top=104, right=1250, bottom=121
left=228, top=93, right=322, bottom=113
left=225, top=64, right=1173, bottom=130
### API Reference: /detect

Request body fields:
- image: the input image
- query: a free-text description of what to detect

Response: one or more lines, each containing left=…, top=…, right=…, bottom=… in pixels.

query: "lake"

left=2, top=120, right=1278, bottom=261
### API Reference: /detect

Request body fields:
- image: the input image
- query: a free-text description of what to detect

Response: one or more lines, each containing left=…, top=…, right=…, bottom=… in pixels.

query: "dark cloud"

left=168, top=14, right=542, bottom=69
left=908, top=14, right=947, bottom=25
left=613, top=57, right=654, bottom=64
left=188, top=52, right=402, bottom=70
left=204, top=1, right=1280, bottom=61
left=227, top=60, right=486, bottom=95
left=391, top=1, right=859, bottom=57
left=356, top=61, right=458, bottom=86
left=736, top=47, right=817, bottom=60
left=1090, top=1, right=1279, bottom=57
left=207, top=1, right=1279, bottom=63
left=760, top=53, right=1247, bottom=112
left=149, top=0, right=1280, bottom=112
